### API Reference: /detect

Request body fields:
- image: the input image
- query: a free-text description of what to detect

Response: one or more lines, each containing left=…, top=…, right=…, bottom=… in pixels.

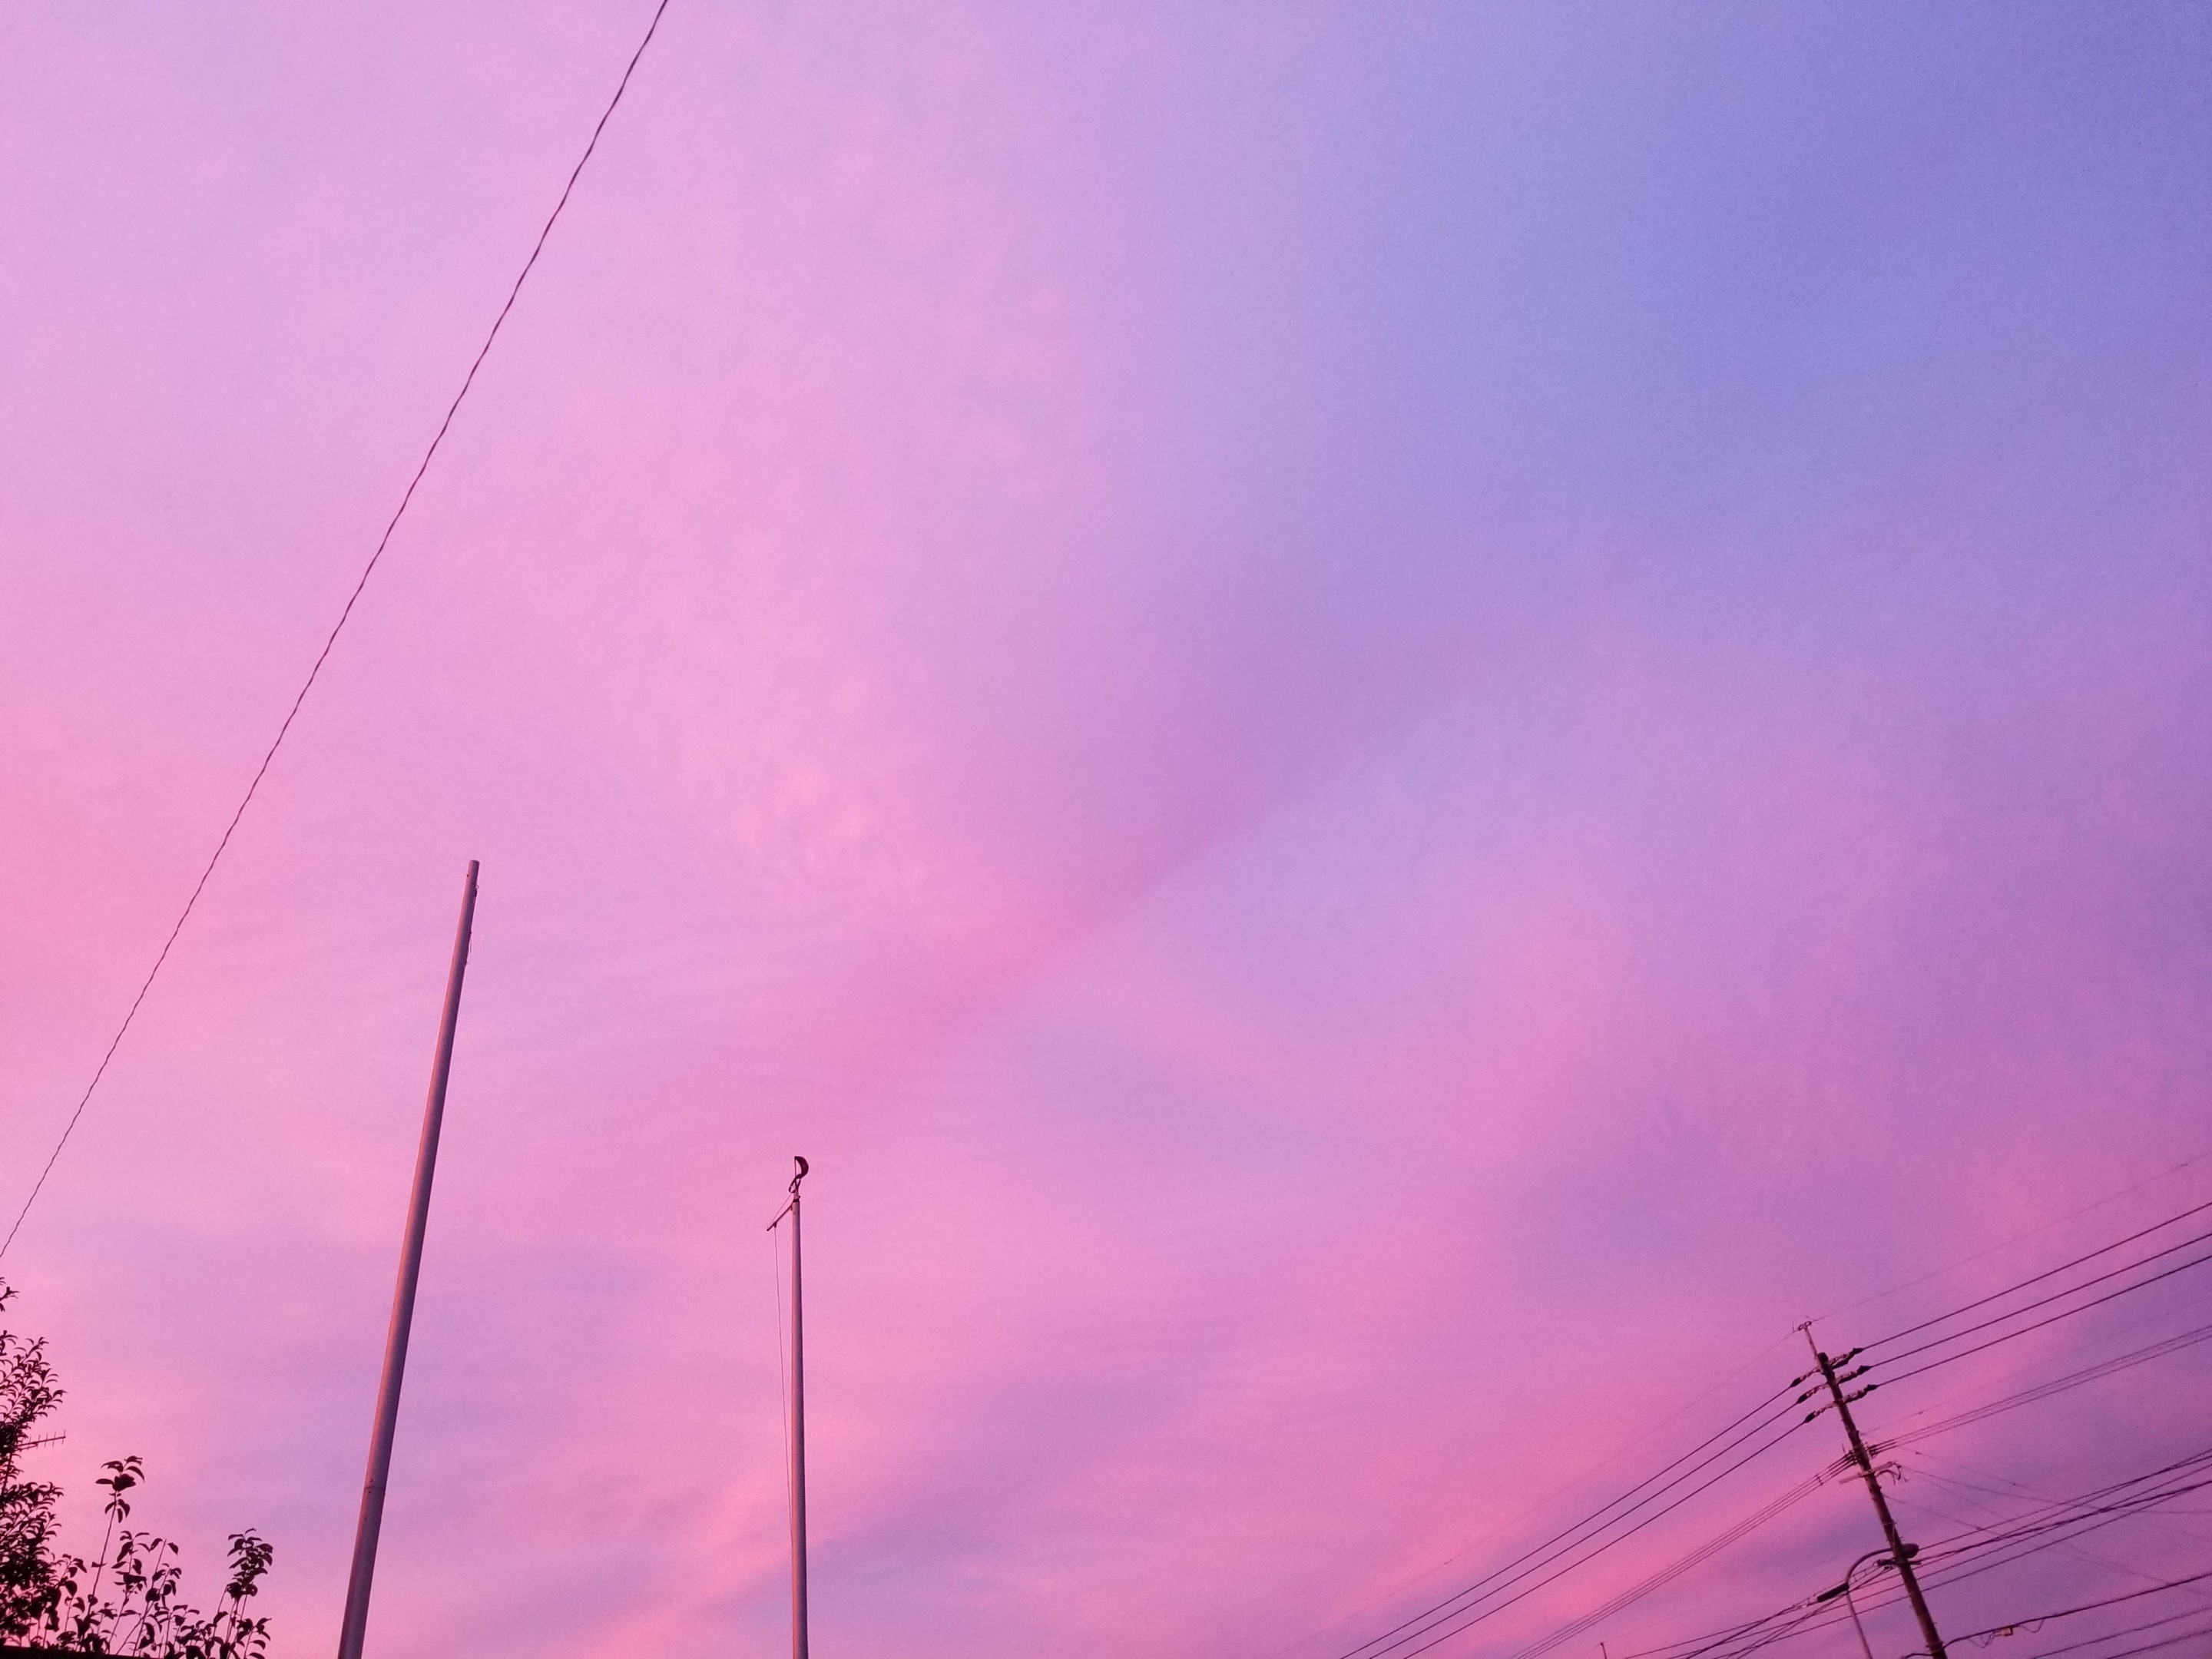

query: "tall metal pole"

left=336, top=862, right=479, bottom=1659
left=786, top=1157, right=810, bottom=1659
left=1806, top=1330, right=1949, bottom=1659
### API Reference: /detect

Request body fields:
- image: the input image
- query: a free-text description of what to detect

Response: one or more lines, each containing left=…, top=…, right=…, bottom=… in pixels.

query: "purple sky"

left=2, top=5, right=2209, bottom=1657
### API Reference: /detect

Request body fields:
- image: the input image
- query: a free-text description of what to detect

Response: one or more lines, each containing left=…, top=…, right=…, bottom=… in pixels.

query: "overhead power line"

left=1819, top=1452, right=2212, bottom=1649
left=1863, top=1198, right=2212, bottom=1353
left=1646, top=1449, right=2212, bottom=1659
left=1316, top=1187, right=2212, bottom=1659
left=1868, top=1225, right=2212, bottom=1369
left=0, top=0, right=676, bottom=1262
left=1946, top=1567, right=2212, bottom=1644
left=1605, top=1321, right=2212, bottom=1659
left=1877, top=1320, right=2212, bottom=1450
left=2038, top=1615, right=2212, bottom=1659
left=1328, top=1390, right=1808, bottom=1659
left=1810, top=1145, right=2212, bottom=1327
left=1871, top=1245, right=2212, bottom=1388
left=1346, top=1410, right=1818, bottom=1659
left=1488, top=1462, right=1852, bottom=1659
left=2055, top=1619, right=2212, bottom=1659
left=2009, top=1608, right=2212, bottom=1659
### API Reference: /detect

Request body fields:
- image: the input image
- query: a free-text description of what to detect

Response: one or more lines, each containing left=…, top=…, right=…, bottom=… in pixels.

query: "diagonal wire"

left=1876, top=1321, right=2212, bottom=1449
left=1866, top=1226, right=2212, bottom=1366
left=1638, top=1455, right=2212, bottom=1659
left=1290, top=1171, right=2212, bottom=1659
left=1358, top=1413, right=1819, bottom=1659
left=1328, top=1389, right=1803, bottom=1659
left=1810, top=1145, right=2212, bottom=1327
left=2005, top=1608, right=2212, bottom=1659
left=0, top=0, right=676, bottom=1263
left=1873, top=1248, right=2212, bottom=1386
left=2041, top=1618, right=2212, bottom=1659
left=1267, top=1332, right=1800, bottom=1659
left=1412, top=1302, right=2212, bottom=1659
left=1947, top=1568, right=2212, bottom=1645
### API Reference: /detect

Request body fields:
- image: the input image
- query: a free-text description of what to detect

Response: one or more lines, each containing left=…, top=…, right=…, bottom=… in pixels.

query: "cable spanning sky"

left=2, top=5, right=2207, bottom=1658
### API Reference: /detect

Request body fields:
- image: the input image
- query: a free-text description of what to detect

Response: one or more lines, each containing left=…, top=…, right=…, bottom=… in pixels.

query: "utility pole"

left=768, top=1157, right=811, bottom=1659
left=336, top=862, right=479, bottom=1659
left=1801, top=1327, right=1948, bottom=1659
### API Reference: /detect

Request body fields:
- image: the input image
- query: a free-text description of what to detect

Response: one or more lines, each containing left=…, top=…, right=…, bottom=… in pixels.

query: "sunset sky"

left=2, top=5, right=2208, bottom=1658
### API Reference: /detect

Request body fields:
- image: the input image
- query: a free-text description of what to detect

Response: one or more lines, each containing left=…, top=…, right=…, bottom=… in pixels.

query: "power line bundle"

left=1311, top=1182, right=2212, bottom=1659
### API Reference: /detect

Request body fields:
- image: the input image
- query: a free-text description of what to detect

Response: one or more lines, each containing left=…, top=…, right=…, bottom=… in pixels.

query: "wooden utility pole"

left=1803, top=1329, right=1949, bottom=1659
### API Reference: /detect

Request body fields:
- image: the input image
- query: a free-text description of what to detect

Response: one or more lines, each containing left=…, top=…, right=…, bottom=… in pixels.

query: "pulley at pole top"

left=768, top=1156, right=809, bottom=1231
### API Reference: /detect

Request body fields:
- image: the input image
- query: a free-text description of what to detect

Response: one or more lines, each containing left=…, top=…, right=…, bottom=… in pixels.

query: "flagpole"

left=769, top=1156, right=810, bottom=1659
left=336, top=861, right=478, bottom=1659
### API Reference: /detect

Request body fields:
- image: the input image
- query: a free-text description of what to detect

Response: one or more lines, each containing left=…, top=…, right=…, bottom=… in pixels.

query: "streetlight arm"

left=1822, top=1548, right=1899, bottom=1601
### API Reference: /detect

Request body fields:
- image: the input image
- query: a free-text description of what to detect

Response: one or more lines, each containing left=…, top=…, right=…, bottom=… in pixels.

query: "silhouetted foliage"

left=0, top=1283, right=272, bottom=1658
left=1, top=1281, right=65, bottom=1642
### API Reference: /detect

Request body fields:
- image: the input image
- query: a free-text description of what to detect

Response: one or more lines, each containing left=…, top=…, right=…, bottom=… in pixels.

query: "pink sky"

left=2, top=5, right=2208, bottom=1657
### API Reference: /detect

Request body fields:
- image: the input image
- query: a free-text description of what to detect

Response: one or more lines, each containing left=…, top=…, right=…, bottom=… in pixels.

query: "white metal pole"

left=336, top=861, right=478, bottom=1659
left=787, top=1157, right=810, bottom=1659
